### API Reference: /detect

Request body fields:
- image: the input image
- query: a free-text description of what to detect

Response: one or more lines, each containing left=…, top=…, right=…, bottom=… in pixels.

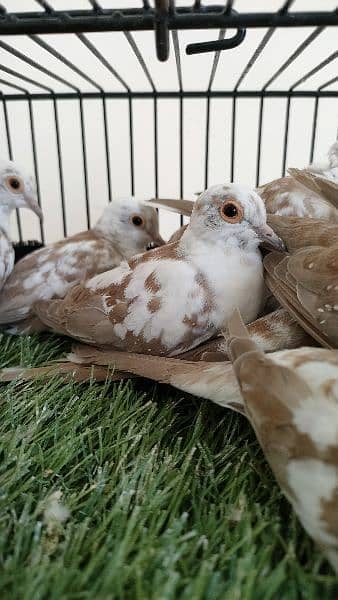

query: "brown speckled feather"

left=267, top=215, right=338, bottom=253
left=264, top=246, right=338, bottom=348
left=180, top=308, right=315, bottom=361
left=289, top=167, right=338, bottom=210
left=259, top=175, right=338, bottom=221
left=0, top=230, right=124, bottom=328
left=227, top=309, right=338, bottom=573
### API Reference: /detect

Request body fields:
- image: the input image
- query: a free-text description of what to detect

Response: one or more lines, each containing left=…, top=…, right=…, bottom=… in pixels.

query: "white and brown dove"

left=227, top=308, right=338, bottom=574
left=0, top=197, right=164, bottom=334
left=33, top=184, right=284, bottom=354
left=0, top=159, right=42, bottom=290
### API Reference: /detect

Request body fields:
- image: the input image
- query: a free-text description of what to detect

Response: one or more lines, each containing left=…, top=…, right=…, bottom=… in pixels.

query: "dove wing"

left=289, top=167, right=338, bottom=209
left=267, top=214, right=338, bottom=253
left=227, top=312, right=338, bottom=573
left=0, top=231, right=121, bottom=325
left=264, top=247, right=338, bottom=348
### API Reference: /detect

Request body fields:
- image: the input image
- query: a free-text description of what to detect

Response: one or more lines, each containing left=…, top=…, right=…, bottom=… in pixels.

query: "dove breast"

left=0, top=230, right=14, bottom=291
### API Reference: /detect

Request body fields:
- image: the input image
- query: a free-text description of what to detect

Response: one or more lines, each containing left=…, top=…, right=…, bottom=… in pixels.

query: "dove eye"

left=6, top=176, right=23, bottom=193
left=131, top=215, right=144, bottom=227
left=220, top=200, right=243, bottom=224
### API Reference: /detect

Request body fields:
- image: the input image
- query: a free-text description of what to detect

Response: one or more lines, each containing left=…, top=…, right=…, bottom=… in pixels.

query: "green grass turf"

left=0, top=333, right=337, bottom=600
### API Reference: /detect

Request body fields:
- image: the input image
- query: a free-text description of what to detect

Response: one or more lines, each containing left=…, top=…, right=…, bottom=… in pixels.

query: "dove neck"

left=0, top=204, right=11, bottom=237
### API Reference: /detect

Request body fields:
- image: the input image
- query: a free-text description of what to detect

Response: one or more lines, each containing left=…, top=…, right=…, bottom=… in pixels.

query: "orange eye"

left=131, top=215, right=144, bottom=227
left=220, top=200, right=243, bottom=224
left=6, top=176, right=23, bottom=194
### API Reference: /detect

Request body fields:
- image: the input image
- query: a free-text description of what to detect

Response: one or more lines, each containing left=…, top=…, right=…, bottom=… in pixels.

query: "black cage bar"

left=0, top=0, right=336, bottom=242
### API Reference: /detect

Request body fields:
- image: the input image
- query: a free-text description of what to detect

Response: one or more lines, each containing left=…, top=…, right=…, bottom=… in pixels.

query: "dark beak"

left=146, top=237, right=165, bottom=251
left=254, top=224, right=285, bottom=252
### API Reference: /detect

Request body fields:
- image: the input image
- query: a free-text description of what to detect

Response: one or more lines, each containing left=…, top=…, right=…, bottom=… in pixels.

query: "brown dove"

left=264, top=245, right=338, bottom=349
left=259, top=141, right=338, bottom=221
left=0, top=159, right=42, bottom=291
left=227, top=308, right=338, bottom=574
left=33, top=184, right=284, bottom=355
left=0, top=197, right=164, bottom=334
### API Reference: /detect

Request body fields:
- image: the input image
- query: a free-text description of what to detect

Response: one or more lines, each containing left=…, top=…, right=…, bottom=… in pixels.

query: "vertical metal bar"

left=179, top=97, right=183, bottom=226
left=256, top=96, right=264, bottom=187
left=128, top=97, right=135, bottom=196
left=78, top=97, right=90, bottom=230
left=230, top=96, right=237, bottom=182
left=52, top=97, right=67, bottom=237
left=309, top=96, right=319, bottom=164
left=172, top=29, right=184, bottom=226
left=204, top=96, right=211, bottom=189
left=282, top=97, right=291, bottom=176
left=154, top=97, right=159, bottom=197
left=2, top=97, right=22, bottom=240
left=102, top=96, right=112, bottom=203
left=28, top=98, right=44, bottom=243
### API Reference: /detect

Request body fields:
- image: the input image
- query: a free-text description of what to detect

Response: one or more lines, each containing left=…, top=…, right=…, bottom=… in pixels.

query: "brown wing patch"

left=264, top=247, right=338, bottom=348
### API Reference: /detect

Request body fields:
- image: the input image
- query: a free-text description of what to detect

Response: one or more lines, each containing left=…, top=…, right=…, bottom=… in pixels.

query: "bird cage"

left=0, top=0, right=337, bottom=249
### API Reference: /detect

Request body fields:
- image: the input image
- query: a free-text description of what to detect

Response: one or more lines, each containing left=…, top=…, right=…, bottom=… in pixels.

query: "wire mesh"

left=0, top=1, right=336, bottom=242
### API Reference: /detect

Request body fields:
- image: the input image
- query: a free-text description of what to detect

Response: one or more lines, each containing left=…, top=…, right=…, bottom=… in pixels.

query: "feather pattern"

left=0, top=198, right=163, bottom=333
left=264, top=245, right=338, bottom=348
left=33, top=184, right=283, bottom=355
left=227, top=309, right=338, bottom=574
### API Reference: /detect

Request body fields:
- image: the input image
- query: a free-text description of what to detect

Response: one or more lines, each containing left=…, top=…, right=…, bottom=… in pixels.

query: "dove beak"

left=254, top=223, right=285, bottom=251
left=25, top=194, right=43, bottom=221
left=146, top=236, right=165, bottom=251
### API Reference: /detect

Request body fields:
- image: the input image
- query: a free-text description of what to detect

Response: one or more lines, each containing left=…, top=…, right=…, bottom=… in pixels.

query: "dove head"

left=0, top=159, right=42, bottom=221
left=188, top=183, right=284, bottom=251
left=94, top=197, right=165, bottom=259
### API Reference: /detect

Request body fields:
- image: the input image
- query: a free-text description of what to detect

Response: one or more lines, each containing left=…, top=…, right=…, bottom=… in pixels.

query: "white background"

left=0, top=0, right=337, bottom=241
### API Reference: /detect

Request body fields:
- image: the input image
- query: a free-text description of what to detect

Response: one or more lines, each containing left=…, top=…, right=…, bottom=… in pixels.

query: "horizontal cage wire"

left=0, top=0, right=336, bottom=242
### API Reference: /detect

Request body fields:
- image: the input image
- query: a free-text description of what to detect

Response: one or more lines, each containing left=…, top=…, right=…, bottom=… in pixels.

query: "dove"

left=264, top=244, right=338, bottom=349
left=0, top=159, right=42, bottom=290
left=33, top=183, right=284, bottom=354
left=0, top=197, right=164, bottom=334
left=227, top=308, right=338, bottom=574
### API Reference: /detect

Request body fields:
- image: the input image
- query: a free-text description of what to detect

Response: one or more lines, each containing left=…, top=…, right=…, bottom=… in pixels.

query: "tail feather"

left=146, top=198, right=194, bottom=216
left=226, top=309, right=261, bottom=363
left=0, top=362, right=129, bottom=382
left=69, top=344, right=245, bottom=413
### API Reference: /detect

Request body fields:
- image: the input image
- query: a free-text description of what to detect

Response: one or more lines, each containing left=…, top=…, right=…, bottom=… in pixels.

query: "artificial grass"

left=0, top=333, right=337, bottom=600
